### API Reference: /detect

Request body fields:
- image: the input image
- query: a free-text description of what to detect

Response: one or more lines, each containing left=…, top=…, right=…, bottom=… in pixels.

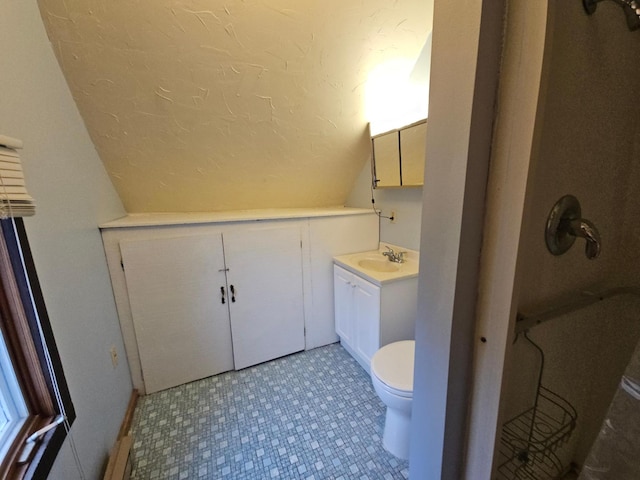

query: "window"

left=0, top=329, right=29, bottom=460
left=0, top=218, right=75, bottom=479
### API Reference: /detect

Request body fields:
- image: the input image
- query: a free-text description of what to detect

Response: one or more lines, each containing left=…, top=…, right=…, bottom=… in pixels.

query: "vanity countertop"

left=333, top=244, right=419, bottom=286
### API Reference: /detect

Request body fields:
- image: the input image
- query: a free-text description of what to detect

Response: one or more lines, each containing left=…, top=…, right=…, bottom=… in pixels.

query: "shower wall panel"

left=517, top=0, right=640, bottom=311
left=502, top=0, right=640, bottom=473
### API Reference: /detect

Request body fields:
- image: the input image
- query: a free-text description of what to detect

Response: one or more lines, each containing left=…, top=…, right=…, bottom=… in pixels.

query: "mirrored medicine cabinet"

left=371, top=119, right=427, bottom=188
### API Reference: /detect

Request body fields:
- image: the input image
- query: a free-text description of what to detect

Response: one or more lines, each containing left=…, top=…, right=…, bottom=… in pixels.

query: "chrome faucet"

left=566, top=218, right=601, bottom=259
left=382, top=246, right=406, bottom=263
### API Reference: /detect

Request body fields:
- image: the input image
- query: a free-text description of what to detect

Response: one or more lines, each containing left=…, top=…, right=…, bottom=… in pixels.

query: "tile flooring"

left=129, top=343, right=409, bottom=479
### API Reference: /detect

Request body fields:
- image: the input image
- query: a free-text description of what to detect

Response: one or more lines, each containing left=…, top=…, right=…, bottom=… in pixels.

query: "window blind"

left=0, top=136, right=35, bottom=218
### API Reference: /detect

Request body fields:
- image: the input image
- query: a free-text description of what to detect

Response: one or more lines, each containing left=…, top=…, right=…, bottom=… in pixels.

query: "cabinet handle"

left=230, top=285, right=236, bottom=303
left=220, top=286, right=226, bottom=304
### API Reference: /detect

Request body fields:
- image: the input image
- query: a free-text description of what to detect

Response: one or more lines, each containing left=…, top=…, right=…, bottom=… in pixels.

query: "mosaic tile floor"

left=129, top=343, right=410, bottom=479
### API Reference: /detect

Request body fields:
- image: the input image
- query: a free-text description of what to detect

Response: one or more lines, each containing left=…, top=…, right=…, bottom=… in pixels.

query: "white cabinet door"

left=333, top=265, right=381, bottom=370
left=334, top=265, right=355, bottom=344
left=223, top=225, right=305, bottom=369
left=353, top=276, right=381, bottom=367
left=120, top=234, right=233, bottom=393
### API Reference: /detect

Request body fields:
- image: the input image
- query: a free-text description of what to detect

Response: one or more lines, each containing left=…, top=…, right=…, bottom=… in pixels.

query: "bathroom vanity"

left=100, top=208, right=378, bottom=394
left=333, top=246, right=419, bottom=373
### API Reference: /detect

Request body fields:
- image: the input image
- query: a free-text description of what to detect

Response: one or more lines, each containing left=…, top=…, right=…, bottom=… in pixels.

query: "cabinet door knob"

left=230, top=285, right=236, bottom=303
left=220, top=286, right=226, bottom=304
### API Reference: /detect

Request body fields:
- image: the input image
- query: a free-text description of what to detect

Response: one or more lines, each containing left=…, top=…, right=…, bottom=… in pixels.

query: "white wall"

left=409, top=0, right=505, bottom=476
left=0, top=1, right=131, bottom=479
left=346, top=159, right=423, bottom=251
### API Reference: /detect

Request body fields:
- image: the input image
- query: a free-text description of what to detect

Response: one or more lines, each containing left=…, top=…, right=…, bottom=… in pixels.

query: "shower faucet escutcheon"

left=545, top=195, right=602, bottom=260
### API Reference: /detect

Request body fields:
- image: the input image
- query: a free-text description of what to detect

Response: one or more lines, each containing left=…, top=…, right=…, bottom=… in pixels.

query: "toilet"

left=370, top=340, right=415, bottom=460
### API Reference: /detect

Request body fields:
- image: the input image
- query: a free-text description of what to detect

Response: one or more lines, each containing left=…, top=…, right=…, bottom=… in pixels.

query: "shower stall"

left=495, top=0, right=640, bottom=478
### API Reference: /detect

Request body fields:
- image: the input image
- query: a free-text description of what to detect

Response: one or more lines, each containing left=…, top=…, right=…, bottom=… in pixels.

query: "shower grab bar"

left=515, top=286, right=640, bottom=334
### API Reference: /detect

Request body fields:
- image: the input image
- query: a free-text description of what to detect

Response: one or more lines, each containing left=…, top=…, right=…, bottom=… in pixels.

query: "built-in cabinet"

left=120, top=225, right=305, bottom=393
left=221, top=226, right=304, bottom=370
left=120, top=234, right=234, bottom=394
left=333, top=264, right=418, bottom=373
left=100, top=209, right=378, bottom=394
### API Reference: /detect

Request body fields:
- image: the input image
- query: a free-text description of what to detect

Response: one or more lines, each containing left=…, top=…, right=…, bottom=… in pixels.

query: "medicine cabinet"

left=371, top=119, right=427, bottom=188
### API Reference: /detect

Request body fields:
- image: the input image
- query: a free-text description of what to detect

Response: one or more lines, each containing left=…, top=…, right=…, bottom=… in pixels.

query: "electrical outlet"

left=390, top=210, right=397, bottom=224
left=110, top=345, right=118, bottom=368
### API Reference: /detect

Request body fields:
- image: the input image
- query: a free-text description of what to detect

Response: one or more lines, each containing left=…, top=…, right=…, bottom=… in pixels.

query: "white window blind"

left=0, top=136, right=35, bottom=218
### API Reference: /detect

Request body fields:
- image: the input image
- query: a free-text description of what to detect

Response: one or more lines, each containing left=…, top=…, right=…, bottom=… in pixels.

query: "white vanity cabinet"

left=334, top=266, right=381, bottom=368
left=333, top=263, right=418, bottom=373
left=100, top=208, right=379, bottom=394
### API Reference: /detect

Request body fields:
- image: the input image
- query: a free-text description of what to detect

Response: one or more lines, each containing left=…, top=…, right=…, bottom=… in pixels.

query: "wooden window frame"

left=0, top=218, right=75, bottom=479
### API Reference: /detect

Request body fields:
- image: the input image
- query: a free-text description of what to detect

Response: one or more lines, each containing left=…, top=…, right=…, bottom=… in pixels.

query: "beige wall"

left=37, top=0, right=432, bottom=213
left=0, top=1, right=131, bottom=478
left=346, top=159, right=423, bottom=251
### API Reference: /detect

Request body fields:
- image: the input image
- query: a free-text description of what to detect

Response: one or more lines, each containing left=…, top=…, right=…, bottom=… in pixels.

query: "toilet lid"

left=371, top=340, right=415, bottom=393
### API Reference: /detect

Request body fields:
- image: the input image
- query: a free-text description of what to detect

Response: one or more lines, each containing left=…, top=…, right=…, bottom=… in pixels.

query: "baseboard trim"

left=103, top=435, right=132, bottom=480
left=103, top=389, right=138, bottom=480
left=118, top=389, right=139, bottom=440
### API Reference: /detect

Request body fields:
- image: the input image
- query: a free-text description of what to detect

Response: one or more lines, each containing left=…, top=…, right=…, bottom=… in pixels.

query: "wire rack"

left=496, top=446, right=564, bottom=480
left=496, top=333, right=577, bottom=480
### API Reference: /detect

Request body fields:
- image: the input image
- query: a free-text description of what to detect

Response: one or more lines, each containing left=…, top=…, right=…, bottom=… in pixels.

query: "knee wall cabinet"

left=120, top=233, right=235, bottom=394
left=333, top=264, right=418, bottom=374
left=100, top=209, right=378, bottom=394
left=120, top=226, right=304, bottom=393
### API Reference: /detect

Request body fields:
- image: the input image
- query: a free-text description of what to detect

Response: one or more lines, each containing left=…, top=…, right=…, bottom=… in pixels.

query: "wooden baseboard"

left=117, top=389, right=139, bottom=440
left=103, top=436, right=132, bottom=480
left=104, top=389, right=138, bottom=480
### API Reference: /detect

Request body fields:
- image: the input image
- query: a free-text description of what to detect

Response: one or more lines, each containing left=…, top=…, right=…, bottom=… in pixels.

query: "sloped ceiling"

left=37, top=0, right=431, bottom=212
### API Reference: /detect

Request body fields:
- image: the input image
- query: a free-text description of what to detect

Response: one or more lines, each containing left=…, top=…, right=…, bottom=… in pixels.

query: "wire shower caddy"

left=496, top=332, right=577, bottom=480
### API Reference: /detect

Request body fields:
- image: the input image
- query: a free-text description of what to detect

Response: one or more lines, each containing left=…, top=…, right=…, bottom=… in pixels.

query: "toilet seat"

left=371, top=340, right=414, bottom=397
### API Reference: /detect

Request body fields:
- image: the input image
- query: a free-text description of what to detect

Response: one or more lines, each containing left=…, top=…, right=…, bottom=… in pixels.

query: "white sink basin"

left=358, top=258, right=400, bottom=272
left=333, top=244, right=419, bottom=286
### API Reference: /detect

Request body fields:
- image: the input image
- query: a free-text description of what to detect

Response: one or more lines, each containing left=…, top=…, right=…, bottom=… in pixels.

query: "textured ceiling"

left=37, top=0, right=431, bottom=212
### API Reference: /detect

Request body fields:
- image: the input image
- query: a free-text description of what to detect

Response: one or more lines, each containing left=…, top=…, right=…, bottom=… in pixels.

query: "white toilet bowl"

left=370, top=340, right=415, bottom=460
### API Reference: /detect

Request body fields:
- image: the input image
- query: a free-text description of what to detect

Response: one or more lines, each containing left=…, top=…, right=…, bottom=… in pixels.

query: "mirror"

left=372, top=129, right=401, bottom=187
left=371, top=119, right=427, bottom=188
